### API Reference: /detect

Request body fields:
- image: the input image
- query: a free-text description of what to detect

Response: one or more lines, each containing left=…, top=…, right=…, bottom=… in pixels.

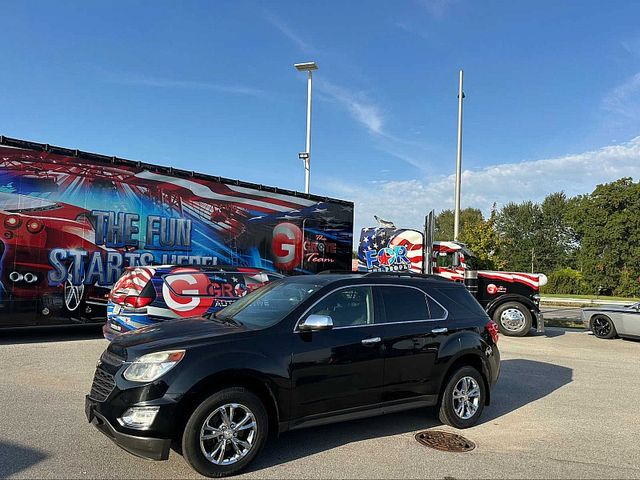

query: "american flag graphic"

left=109, top=266, right=156, bottom=301
left=357, top=227, right=423, bottom=273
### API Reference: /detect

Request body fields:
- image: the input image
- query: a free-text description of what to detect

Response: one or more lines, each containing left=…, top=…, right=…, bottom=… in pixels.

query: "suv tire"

left=493, top=301, right=532, bottom=337
left=439, top=366, right=486, bottom=429
left=182, top=387, right=268, bottom=478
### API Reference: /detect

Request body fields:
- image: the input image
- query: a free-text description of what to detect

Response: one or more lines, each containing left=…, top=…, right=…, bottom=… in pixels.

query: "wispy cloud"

left=265, top=12, right=314, bottom=54
left=101, top=70, right=264, bottom=97
left=317, top=80, right=384, bottom=135
left=317, top=79, right=433, bottom=170
left=393, top=21, right=431, bottom=40
left=621, top=37, right=640, bottom=57
left=263, top=11, right=431, bottom=171
left=602, top=72, right=640, bottom=118
left=322, top=137, right=640, bottom=240
left=417, top=0, right=457, bottom=20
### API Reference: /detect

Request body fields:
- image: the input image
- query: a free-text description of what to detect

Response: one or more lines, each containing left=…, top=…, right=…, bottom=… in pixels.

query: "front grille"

left=89, top=367, right=115, bottom=402
left=101, top=349, right=125, bottom=366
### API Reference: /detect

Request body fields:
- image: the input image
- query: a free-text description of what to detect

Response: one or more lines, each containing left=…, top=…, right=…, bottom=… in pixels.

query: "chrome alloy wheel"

left=592, top=317, right=612, bottom=337
left=452, top=376, right=481, bottom=420
left=199, top=403, right=257, bottom=465
left=500, top=308, right=526, bottom=332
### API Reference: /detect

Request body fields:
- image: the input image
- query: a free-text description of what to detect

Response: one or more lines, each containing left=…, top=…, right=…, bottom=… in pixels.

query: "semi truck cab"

left=358, top=227, right=547, bottom=337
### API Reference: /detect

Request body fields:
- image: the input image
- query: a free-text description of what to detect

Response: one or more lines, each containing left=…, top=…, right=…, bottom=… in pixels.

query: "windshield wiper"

left=215, top=315, right=242, bottom=327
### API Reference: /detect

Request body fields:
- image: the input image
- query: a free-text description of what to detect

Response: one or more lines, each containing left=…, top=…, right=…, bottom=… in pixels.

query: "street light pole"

left=304, top=69, right=312, bottom=193
left=295, top=62, right=318, bottom=194
left=453, top=69, right=465, bottom=242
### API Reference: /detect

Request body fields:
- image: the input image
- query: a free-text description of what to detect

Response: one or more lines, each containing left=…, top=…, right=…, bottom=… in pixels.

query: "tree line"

left=435, top=177, right=640, bottom=297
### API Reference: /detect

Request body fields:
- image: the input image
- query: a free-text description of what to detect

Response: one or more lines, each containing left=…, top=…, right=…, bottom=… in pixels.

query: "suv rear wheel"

left=182, top=387, right=268, bottom=478
left=439, top=366, right=486, bottom=429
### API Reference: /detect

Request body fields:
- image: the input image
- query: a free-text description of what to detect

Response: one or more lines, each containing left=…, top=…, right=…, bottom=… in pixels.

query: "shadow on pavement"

left=0, top=441, right=48, bottom=477
left=250, top=358, right=572, bottom=473
left=0, top=324, right=103, bottom=345
left=536, top=328, right=566, bottom=337
left=253, top=408, right=440, bottom=473
left=483, top=358, right=572, bottom=421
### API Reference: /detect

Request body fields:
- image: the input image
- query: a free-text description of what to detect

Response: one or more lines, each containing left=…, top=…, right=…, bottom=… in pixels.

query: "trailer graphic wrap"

left=0, top=142, right=353, bottom=327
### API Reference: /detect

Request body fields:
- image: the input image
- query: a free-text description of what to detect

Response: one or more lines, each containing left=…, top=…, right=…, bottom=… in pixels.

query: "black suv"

left=86, top=273, right=500, bottom=477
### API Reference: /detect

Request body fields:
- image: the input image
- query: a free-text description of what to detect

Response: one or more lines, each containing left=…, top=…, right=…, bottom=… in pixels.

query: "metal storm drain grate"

left=415, top=430, right=476, bottom=452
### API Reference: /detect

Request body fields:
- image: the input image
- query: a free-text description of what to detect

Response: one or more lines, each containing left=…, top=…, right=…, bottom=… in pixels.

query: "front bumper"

left=535, top=310, right=545, bottom=333
left=581, top=310, right=591, bottom=329
left=85, top=396, right=171, bottom=461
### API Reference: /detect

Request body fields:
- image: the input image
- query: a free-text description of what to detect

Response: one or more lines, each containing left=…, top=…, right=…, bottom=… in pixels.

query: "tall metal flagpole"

left=453, top=69, right=464, bottom=241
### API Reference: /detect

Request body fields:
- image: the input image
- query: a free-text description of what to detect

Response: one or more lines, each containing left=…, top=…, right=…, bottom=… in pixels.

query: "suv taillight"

left=123, top=295, right=153, bottom=309
left=486, top=320, right=499, bottom=344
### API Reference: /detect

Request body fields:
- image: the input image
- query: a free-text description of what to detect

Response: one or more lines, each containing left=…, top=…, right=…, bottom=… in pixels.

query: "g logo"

left=272, top=222, right=302, bottom=270
left=163, top=268, right=214, bottom=317
left=487, top=283, right=498, bottom=295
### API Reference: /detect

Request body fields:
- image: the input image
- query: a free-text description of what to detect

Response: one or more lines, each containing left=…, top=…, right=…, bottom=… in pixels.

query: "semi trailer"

left=0, top=136, right=353, bottom=328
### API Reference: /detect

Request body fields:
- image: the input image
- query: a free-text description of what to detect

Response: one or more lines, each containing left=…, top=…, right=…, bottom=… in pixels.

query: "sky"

left=1, top=0, right=640, bottom=238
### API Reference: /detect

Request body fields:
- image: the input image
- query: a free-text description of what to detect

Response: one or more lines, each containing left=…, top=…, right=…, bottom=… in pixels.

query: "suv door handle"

left=361, top=337, right=381, bottom=345
left=431, top=327, right=448, bottom=334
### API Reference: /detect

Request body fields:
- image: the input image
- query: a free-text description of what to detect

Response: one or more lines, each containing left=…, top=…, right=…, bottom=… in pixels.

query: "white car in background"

left=582, top=303, right=640, bottom=340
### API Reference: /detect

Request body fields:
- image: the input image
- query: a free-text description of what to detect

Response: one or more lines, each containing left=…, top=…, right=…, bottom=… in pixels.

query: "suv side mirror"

left=299, top=314, right=334, bottom=332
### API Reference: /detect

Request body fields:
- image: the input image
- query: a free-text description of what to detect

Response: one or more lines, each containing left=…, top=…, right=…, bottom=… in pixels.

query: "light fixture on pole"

left=294, top=61, right=318, bottom=194
left=453, top=69, right=465, bottom=242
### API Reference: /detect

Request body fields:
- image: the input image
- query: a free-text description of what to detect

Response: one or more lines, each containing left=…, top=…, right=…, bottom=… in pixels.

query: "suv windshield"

left=215, top=277, right=332, bottom=329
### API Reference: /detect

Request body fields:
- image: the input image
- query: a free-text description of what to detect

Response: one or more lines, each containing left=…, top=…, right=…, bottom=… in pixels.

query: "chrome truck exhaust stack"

left=464, top=269, right=479, bottom=298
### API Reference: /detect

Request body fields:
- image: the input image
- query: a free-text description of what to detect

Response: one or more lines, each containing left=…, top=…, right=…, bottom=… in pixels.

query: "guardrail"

left=541, top=297, right=632, bottom=306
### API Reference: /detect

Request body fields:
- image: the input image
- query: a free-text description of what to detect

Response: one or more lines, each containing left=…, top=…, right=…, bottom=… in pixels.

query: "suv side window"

left=378, top=286, right=429, bottom=323
left=304, top=286, right=374, bottom=328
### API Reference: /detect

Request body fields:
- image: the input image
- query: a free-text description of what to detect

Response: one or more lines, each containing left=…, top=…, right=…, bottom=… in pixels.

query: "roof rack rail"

left=361, top=271, right=450, bottom=281
left=317, top=270, right=358, bottom=275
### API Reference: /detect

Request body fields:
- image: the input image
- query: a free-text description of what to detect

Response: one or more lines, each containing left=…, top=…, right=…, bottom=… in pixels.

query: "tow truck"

left=357, top=217, right=547, bottom=337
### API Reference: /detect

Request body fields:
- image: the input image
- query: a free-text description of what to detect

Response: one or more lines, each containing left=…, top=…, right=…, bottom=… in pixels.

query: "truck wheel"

left=590, top=315, right=617, bottom=339
left=439, top=366, right=486, bottom=429
left=493, top=301, right=532, bottom=337
left=182, top=387, right=268, bottom=478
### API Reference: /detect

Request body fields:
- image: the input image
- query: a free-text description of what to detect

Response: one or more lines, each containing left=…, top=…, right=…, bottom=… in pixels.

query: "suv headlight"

left=123, top=350, right=185, bottom=382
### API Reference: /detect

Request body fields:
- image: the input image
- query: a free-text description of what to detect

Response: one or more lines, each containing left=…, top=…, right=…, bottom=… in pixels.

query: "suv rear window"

left=426, top=296, right=447, bottom=319
left=433, top=286, right=487, bottom=318
left=378, top=286, right=429, bottom=322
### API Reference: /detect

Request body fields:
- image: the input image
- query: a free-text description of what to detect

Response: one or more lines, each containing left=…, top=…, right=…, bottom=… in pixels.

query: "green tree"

left=539, top=192, right=577, bottom=271
left=494, top=192, right=576, bottom=275
left=495, top=201, right=543, bottom=272
left=567, top=178, right=640, bottom=296
left=434, top=208, right=484, bottom=241
left=434, top=207, right=501, bottom=269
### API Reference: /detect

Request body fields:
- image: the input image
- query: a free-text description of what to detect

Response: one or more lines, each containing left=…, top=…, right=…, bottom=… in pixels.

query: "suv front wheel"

left=439, top=366, right=486, bottom=429
left=182, top=387, right=268, bottom=478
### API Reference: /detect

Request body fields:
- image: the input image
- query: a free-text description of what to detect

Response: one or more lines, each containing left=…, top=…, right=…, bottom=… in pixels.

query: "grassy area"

left=544, top=318, right=585, bottom=329
left=541, top=293, right=640, bottom=302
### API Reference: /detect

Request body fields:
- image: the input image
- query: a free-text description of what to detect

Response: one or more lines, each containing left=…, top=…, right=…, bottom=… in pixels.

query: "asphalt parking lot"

left=1, top=310, right=639, bottom=479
